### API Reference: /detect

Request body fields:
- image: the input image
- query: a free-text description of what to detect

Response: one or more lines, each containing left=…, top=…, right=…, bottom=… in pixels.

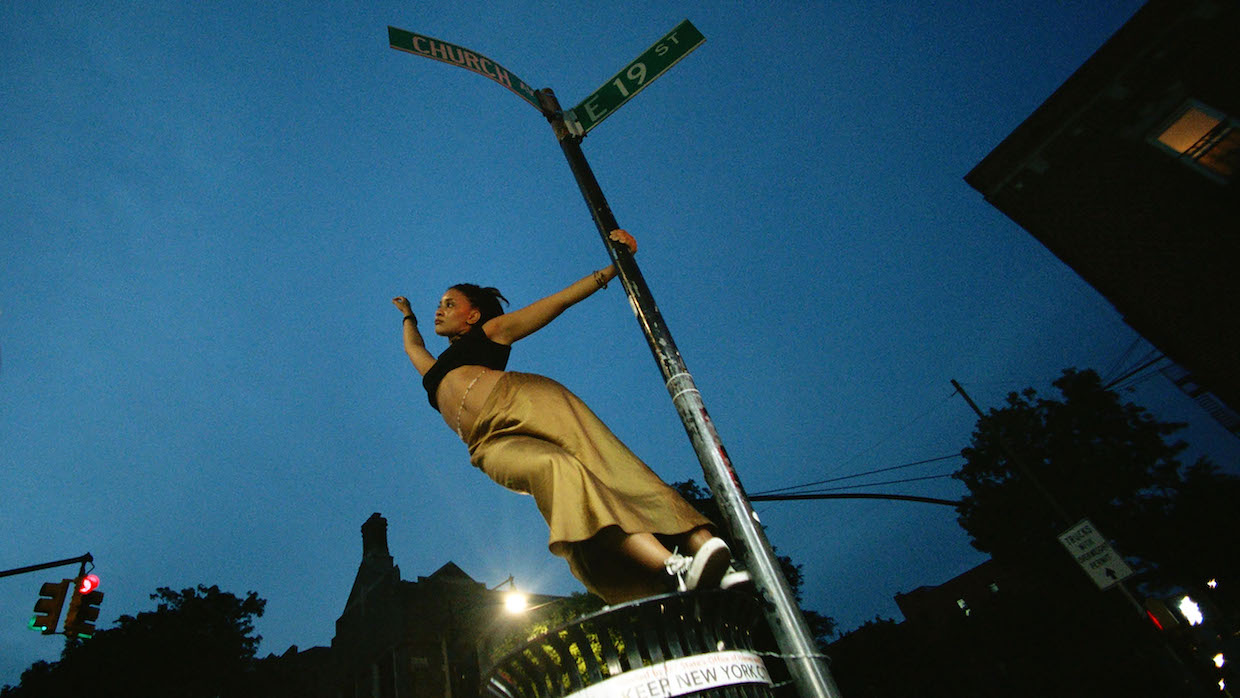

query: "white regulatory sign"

left=1057, top=519, right=1133, bottom=589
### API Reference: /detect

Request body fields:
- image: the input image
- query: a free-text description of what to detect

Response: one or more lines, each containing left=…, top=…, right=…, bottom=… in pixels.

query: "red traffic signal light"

left=30, top=580, right=71, bottom=635
left=63, top=575, right=104, bottom=639
left=77, top=574, right=100, bottom=595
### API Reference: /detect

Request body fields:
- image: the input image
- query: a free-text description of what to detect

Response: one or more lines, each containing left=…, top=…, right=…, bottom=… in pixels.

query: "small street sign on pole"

left=1057, top=519, right=1134, bottom=590
left=567, top=19, right=705, bottom=134
left=387, top=26, right=541, bottom=111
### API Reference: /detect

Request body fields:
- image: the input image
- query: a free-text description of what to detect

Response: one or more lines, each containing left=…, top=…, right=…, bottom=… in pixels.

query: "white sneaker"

left=684, top=538, right=731, bottom=591
left=664, top=552, right=693, bottom=591
left=720, top=566, right=753, bottom=590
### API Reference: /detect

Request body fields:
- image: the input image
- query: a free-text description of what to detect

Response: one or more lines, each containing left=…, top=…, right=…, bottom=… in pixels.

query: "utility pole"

left=539, top=88, right=841, bottom=698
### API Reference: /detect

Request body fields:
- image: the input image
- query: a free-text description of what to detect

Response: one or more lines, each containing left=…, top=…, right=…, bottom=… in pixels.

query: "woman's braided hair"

left=450, top=283, right=509, bottom=325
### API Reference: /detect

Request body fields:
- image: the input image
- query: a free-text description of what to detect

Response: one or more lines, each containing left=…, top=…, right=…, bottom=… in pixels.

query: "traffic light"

left=63, top=574, right=104, bottom=639
left=77, top=573, right=99, bottom=595
left=30, top=580, right=71, bottom=635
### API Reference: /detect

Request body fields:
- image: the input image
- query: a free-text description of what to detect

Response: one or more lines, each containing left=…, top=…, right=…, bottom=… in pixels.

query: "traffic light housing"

left=63, top=574, right=104, bottom=639
left=30, top=580, right=71, bottom=635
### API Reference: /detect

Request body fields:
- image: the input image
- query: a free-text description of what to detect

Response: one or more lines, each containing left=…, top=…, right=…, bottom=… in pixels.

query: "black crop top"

left=421, top=325, right=511, bottom=411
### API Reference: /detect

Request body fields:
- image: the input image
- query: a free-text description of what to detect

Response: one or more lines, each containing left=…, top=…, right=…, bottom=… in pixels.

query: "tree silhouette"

left=2, top=585, right=266, bottom=698
left=947, top=368, right=1239, bottom=696
left=954, top=368, right=1237, bottom=595
left=825, top=369, right=1239, bottom=698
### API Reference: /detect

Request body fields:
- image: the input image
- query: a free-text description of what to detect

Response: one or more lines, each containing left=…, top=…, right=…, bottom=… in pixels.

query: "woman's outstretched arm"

left=485, top=229, right=637, bottom=345
left=392, top=296, right=437, bottom=376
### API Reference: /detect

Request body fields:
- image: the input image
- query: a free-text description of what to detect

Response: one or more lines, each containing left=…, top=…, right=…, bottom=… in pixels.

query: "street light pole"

left=537, top=87, right=843, bottom=698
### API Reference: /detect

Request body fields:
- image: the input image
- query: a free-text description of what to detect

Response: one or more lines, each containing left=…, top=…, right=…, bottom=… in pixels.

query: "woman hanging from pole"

left=392, top=229, right=746, bottom=604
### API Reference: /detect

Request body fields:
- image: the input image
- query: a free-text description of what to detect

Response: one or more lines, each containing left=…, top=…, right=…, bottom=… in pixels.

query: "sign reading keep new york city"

left=388, top=26, right=541, bottom=111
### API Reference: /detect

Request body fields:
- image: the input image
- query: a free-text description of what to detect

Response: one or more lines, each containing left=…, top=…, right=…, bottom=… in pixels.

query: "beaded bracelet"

left=403, top=314, right=417, bottom=325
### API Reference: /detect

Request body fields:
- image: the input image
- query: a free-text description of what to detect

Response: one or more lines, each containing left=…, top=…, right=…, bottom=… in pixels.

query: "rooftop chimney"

left=361, top=512, right=392, bottom=562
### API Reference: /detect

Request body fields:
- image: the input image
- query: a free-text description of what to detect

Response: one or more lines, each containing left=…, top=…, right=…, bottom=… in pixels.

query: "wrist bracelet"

left=403, top=314, right=417, bottom=325
left=593, top=269, right=608, bottom=290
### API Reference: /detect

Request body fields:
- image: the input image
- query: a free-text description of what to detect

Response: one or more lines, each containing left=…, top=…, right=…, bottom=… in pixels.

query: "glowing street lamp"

left=1178, top=595, right=1204, bottom=626
left=503, top=591, right=529, bottom=614
left=488, top=575, right=529, bottom=614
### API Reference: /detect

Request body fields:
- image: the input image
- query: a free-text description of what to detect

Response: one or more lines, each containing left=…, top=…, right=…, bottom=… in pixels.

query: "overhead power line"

left=787, top=472, right=958, bottom=495
left=1102, top=337, right=1144, bottom=385
left=750, top=492, right=961, bottom=507
left=817, top=389, right=959, bottom=482
left=1103, top=353, right=1167, bottom=391
left=753, top=453, right=962, bottom=497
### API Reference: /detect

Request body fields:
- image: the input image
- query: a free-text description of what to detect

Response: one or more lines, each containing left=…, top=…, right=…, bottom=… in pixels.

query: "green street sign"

left=388, top=26, right=541, bottom=111
left=569, top=20, right=705, bottom=134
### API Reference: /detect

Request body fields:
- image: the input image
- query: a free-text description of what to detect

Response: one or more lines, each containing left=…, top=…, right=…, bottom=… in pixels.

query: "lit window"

left=1153, top=100, right=1239, bottom=181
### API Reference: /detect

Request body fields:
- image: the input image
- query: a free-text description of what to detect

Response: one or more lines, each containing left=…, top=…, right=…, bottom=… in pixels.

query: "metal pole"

left=537, top=87, right=842, bottom=698
left=0, top=553, right=93, bottom=580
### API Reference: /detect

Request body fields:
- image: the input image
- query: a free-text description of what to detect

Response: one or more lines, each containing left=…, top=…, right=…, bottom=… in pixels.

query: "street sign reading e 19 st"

left=569, top=20, right=705, bottom=134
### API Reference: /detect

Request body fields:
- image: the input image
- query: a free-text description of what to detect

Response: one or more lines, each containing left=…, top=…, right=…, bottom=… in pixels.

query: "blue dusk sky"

left=3, top=0, right=1236, bottom=685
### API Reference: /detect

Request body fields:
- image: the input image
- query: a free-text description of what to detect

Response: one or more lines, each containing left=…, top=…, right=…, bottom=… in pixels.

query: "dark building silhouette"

left=892, top=558, right=1011, bottom=630
left=965, top=0, right=1240, bottom=420
left=271, top=513, right=563, bottom=698
left=828, top=560, right=1019, bottom=698
left=828, top=559, right=1181, bottom=697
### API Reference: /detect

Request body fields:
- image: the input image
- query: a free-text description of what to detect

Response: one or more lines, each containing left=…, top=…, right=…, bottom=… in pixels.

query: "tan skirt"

left=465, top=372, right=712, bottom=603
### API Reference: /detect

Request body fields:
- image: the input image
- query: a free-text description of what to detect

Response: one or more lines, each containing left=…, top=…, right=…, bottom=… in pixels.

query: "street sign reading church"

left=387, top=26, right=541, bottom=111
